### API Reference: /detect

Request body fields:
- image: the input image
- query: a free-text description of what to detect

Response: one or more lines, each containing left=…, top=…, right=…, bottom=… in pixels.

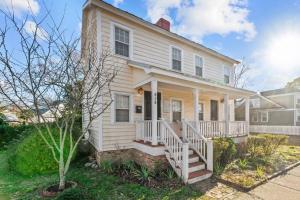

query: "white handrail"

left=183, top=120, right=207, bottom=162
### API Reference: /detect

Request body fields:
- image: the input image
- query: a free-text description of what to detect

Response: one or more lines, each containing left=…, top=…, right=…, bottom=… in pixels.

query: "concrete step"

left=187, top=170, right=212, bottom=184
left=189, top=162, right=205, bottom=173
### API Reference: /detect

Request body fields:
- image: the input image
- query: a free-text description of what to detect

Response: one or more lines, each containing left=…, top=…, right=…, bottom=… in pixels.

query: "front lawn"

left=0, top=150, right=203, bottom=200
left=217, top=135, right=300, bottom=190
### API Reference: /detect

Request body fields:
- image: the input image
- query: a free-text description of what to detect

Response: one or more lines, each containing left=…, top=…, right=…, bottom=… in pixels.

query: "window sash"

left=297, top=110, right=300, bottom=122
left=172, top=47, right=182, bottom=70
left=261, top=112, right=268, bottom=122
left=251, top=112, right=258, bottom=122
left=114, top=94, right=130, bottom=122
left=196, top=66, right=203, bottom=77
left=199, top=103, right=204, bottom=120
left=224, top=75, right=230, bottom=84
left=114, top=26, right=130, bottom=57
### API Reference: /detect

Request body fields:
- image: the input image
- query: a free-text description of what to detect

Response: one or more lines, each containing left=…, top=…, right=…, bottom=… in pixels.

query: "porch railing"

left=182, top=120, right=213, bottom=171
left=135, top=120, right=163, bottom=143
left=229, top=121, right=248, bottom=137
left=250, top=125, right=300, bottom=136
left=190, top=121, right=248, bottom=138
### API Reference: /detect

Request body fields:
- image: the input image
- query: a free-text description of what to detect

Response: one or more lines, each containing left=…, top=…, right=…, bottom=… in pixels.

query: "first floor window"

left=260, top=111, right=268, bottom=122
left=224, top=66, right=230, bottom=84
left=172, top=47, right=182, bottom=71
left=114, top=26, right=130, bottom=57
left=115, top=94, right=130, bottom=122
left=199, top=103, right=204, bottom=120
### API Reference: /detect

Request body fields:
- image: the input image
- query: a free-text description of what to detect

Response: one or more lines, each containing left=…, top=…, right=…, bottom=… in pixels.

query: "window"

left=297, top=110, right=300, bottom=122
left=250, top=98, right=260, bottom=108
left=114, top=26, right=130, bottom=57
left=297, top=95, right=300, bottom=104
left=195, top=56, right=203, bottom=77
left=251, top=112, right=258, bottom=122
left=260, top=111, right=268, bottom=123
left=115, top=94, right=130, bottom=122
left=199, top=103, right=204, bottom=120
left=224, top=66, right=231, bottom=84
left=172, top=47, right=182, bottom=71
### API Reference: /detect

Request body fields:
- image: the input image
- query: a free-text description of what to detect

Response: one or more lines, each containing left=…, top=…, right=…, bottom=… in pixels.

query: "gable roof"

left=83, top=0, right=240, bottom=65
left=260, top=88, right=300, bottom=96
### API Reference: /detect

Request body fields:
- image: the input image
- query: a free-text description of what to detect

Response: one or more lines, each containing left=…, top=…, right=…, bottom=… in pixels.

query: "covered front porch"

left=134, top=79, right=251, bottom=146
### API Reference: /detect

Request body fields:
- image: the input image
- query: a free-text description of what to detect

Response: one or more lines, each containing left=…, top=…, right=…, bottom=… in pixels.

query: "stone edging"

left=216, top=160, right=300, bottom=192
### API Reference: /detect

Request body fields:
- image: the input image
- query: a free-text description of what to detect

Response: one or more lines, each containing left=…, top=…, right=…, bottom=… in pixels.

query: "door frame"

left=142, top=90, right=163, bottom=120
left=170, top=97, right=184, bottom=122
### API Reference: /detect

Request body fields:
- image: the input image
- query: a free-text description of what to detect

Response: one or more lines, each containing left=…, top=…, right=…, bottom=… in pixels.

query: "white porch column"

left=245, top=97, right=250, bottom=135
left=151, top=80, right=158, bottom=145
left=224, top=94, right=230, bottom=136
left=193, top=88, right=199, bottom=131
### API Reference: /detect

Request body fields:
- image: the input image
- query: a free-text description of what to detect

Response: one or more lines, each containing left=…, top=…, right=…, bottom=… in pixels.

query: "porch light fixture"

left=137, top=88, right=143, bottom=95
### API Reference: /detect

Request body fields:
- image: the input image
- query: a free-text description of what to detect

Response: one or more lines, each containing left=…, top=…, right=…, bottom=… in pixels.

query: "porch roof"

left=129, top=60, right=255, bottom=98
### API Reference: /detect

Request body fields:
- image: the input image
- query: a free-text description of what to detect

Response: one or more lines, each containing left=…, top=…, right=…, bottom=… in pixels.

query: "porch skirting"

left=94, top=147, right=168, bottom=170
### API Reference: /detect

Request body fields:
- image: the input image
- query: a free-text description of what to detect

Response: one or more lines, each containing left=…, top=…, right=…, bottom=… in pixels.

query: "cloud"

left=113, top=0, right=124, bottom=7
left=24, top=21, right=48, bottom=41
left=145, top=0, right=256, bottom=42
left=0, top=0, right=39, bottom=16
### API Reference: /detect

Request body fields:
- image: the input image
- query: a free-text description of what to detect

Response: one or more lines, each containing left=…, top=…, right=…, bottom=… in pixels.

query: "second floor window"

left=115, top=26, right=129, bottom=57
left=195, top=56, right=203, bottom=77
left=172, top=47, right=182, bottom=71
left=224, top=66, right=230, bottom=84
left=250, top=98, right=260, bottom=108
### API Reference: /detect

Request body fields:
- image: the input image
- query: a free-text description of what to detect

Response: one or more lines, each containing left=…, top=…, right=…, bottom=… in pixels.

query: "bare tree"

left=233, top=58, right=250, bottom=88
left=0, top=6, right=117, bottom=190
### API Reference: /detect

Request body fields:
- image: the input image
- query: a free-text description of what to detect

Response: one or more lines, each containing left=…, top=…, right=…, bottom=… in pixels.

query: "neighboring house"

left=82, top=0, right=254, bottom=184
left=31, top=104, right=64, bottom=123
left=235, top=88, right=300, bottom=135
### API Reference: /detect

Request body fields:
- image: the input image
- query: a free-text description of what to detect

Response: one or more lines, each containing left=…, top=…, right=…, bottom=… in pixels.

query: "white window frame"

left=110, top=22, right=133, bottom=59
left=170, top=45, right=183, bottom=72
left=111, top=92, right=134, bottom=124
left=223, top=65, right=231, bottom=84
left=260, top=111, right=268, bottom=123
left=194, top=54, right=204, bottom=77
left=170, top=98, right=184, bottom=122
left=199, top=102, right=204, bottom=121
left=251, top=111, right=258, bottom=122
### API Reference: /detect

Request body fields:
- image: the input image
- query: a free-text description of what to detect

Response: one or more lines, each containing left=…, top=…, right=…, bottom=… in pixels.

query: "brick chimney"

left=155, top=18, right=170, bottom=31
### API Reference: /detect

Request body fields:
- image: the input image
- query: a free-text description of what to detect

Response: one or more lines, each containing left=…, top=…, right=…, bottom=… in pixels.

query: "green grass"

left=0, top=150, right=203, bottom=200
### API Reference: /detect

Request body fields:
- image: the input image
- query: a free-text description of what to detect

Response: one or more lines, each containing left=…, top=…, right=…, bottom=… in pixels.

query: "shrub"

left=247, top=134, right=288, bottom=158
left=100, top=160, right=114, bottom=174
left=213, top=138, right=237, bottom=167
left=133, top=166, right=153, bottom=185
left=10, top=127, right=74, bottom=176
left=238, top=159, right=248, bottom=170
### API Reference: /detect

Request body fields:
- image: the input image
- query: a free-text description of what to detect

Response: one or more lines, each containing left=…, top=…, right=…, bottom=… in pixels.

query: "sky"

left=0, top=0, right=300, bottom=92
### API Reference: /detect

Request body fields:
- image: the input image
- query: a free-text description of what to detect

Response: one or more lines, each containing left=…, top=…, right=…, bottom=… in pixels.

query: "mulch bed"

left=40, top=181, right=77, bottom=197
left=217, top=160, right=300, bottom=192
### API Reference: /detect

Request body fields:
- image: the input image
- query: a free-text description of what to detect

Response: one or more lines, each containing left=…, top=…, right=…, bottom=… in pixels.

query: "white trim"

left=265, top=92, right=300, bottom=98
left=223, top=65, right=231, bottom=85
left=193, top=54, right=205, bottom=78
left=170, top=45, right=184, bottom=72
left=110, top=21, right=133, bottom=59
left=111, top=91, right=134, bottom=124
left=170, top=98, right=184, bottom=122
left=260, top=111, right=268, bottom=123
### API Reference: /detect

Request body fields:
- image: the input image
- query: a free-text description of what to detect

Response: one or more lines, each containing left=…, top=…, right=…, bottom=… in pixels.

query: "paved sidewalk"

left=235, top=166, right=300, bottom=200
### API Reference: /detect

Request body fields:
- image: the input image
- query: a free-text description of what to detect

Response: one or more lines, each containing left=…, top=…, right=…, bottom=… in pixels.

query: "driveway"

left=236, top=165, right=300, bottom=200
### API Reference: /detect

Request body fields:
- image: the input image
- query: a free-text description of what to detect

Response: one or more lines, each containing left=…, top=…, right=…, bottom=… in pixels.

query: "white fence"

left=250, top=125, right=300, bottom=136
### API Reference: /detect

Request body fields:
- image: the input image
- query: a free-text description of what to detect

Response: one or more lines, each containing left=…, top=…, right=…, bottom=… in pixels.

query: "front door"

left=172, top=99, right=182, bottom=122
left=144, top=91, right=161, bottom=120
left=210, top=100, right=218, bottom=121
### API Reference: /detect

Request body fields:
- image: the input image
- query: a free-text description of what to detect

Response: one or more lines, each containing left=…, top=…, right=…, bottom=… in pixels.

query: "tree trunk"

left=58, top=154, right=65, bottom=191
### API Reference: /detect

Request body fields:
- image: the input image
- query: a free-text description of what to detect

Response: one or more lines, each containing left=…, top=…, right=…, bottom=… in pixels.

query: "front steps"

left=165, top=148, right=212, bottom=184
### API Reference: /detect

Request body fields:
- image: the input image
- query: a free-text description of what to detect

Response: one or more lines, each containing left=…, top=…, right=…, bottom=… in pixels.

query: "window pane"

left=199, top=113, right=204, bottom=121
left=172, top=60, right=181, bottom=71
left=116, top=109, right=129, bottom=122
left=196, top=66, right=202, bottom=77
left=172, top=48, right=181, bottom=61
left=115, top=94, right=129, bottom=109
left=195, top=56, right=203, bottom=67
left=115, top=41, right=129, bottom=57
left=224, top=75, right=230, bottom=84
left=115, top=27, right=129, bottom=44
left=172, top=100, right=182, bottom=112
